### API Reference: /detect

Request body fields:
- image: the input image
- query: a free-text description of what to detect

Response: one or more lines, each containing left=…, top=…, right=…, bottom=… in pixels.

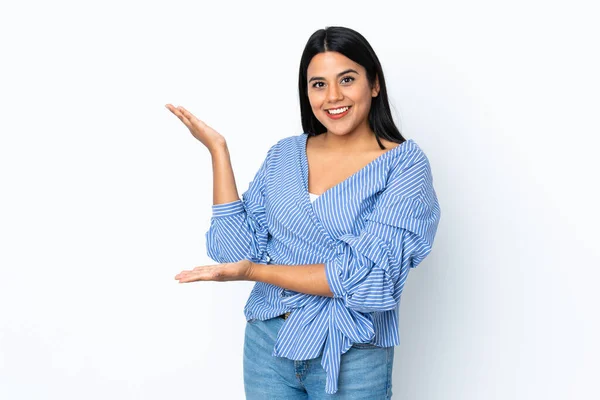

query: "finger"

left=178, top=107, right=209, bottom=130
left=175, top=269, right=193, bottom=278
left=176, top=273, right=193, bottom=282
left=178, top=106, right=196, bottom=121
left=178, top=269, right=193, bottom=273
left=179, top=270, right=208, bottom=283
left=192, top=264, right=216, bottom=271
left=167, top=104, right=187, bottom=121
left=165, top=104, right=192, bottom=126
left=173, top=110, right=194, bottom=129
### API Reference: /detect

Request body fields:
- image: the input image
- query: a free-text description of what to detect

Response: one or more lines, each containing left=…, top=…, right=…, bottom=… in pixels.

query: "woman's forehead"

left=307, top=51, right=364, bottom=77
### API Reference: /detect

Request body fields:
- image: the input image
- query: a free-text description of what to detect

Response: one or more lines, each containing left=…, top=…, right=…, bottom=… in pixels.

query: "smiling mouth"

left=325, top=106, right=351, bottom=120
left=326, top=106, right=351, bottom=115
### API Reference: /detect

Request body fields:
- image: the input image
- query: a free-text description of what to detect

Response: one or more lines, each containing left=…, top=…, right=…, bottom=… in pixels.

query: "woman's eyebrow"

left=308, top=69, right=359, bottom=83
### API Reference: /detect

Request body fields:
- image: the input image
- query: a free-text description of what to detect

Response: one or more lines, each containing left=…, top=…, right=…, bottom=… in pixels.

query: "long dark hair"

left=298, top=26, right=406, bottom=149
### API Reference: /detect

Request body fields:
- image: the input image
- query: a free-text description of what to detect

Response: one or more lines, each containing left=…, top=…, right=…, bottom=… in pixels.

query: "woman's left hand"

left=175, top=259, right=255, bottom=283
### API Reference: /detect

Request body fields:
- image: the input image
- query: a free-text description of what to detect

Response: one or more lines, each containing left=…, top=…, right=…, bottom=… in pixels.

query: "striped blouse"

left=205, top=132, right=441, bottom=394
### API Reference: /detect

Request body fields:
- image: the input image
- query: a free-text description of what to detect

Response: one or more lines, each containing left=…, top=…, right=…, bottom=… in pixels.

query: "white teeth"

left=327, top=106, right=349, bottom=115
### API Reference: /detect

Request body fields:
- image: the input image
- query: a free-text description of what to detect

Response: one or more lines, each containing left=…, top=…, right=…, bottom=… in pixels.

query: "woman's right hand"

left=165, top=104, right=226, bottom=152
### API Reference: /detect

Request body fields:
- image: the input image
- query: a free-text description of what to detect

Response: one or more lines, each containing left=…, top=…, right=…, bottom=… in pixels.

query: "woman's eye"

left=311, top=76, right=353, bottom=89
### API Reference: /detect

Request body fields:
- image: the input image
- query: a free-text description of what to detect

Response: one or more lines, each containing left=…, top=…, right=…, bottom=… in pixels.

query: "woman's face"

left=306, top=51, right=379, bottom=137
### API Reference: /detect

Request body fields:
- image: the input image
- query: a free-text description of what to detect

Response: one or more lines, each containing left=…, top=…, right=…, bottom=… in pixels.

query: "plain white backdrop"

left=1, top=0, right=598, bottom=399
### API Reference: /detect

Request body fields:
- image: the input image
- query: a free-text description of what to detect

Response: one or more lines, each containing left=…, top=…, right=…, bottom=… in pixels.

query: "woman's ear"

left=372, top=75, right=380, bottom=97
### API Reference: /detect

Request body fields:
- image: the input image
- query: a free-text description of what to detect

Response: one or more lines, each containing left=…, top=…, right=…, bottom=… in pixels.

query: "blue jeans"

left=243, top=315, right=394, bottom=399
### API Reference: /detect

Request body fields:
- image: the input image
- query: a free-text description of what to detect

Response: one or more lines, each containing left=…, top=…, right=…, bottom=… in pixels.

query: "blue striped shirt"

left=206, top=132, right=441, bottom=394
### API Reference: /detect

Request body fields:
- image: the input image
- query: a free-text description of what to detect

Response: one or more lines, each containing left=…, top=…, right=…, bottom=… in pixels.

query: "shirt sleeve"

left=324, top=151, right=441, bottom=313
left=204, top=147, right=271, bottom=264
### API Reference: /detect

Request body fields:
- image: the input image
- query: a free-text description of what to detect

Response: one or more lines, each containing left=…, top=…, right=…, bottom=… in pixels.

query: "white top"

left=309, top=192, right=320, bottom=203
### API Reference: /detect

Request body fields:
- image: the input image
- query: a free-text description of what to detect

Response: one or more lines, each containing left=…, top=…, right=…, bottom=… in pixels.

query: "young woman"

left=168, top=26, right=441, bottom=399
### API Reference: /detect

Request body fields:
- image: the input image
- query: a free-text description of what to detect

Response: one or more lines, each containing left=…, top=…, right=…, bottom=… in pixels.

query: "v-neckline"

left=301, top=132, right=410, bottom=204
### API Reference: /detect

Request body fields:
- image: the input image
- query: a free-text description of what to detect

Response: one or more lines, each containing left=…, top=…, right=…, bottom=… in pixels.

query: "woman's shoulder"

left=276, top=132, right=308, bottom=147
left=374, top=137, right=428, bottom=175
left=265, top=132, right=307, bottom=155
left=385, top=139, right=435, bottom=198
left=372, top=138, right=433, bottom=199
left=391, top=137, right=428, bottom=162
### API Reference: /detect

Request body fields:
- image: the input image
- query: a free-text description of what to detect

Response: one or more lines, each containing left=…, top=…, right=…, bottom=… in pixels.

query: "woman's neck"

left=321, top=128, right=379, bottom=153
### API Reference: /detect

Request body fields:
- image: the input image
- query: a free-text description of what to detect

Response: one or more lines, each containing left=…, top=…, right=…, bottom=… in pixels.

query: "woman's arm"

left=165, top=104, right=241, bottom=205
left=205, top=146, right=271, bottom=263
left=174, top=260, right=333, bottom=297
left=175, top=260, right=332, bottom=298
left=248, top=263, right=334, bottom=298
left=210, top=143, right=241, bottom=205
left=166, top=104, right=270, bottom=263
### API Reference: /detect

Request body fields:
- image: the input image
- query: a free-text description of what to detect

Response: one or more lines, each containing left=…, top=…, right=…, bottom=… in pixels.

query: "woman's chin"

left=326, top=127, right=353, bottom=137
left=319, top=123, right=346, bottom=135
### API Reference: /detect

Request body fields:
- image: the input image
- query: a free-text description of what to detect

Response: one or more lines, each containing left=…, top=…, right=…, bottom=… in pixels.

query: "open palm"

left=175, top=259, right=254, bottom=283
left=165, top=104, right=226, bottom=152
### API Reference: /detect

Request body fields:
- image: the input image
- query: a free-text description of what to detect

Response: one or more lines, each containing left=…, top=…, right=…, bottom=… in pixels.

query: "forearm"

left=248, top=263, right=334, bottom=297
left=210, top=143, right=240, bottom=205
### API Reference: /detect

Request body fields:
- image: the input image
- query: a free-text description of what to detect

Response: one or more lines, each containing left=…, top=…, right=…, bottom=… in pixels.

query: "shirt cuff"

left=211, top=200, right=245, bottom=218
left=324, top=259, right=345, bottom=298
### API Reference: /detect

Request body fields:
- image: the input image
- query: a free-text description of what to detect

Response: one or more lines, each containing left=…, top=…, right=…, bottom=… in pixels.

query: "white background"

left=1, top=0, right=598, bottom=399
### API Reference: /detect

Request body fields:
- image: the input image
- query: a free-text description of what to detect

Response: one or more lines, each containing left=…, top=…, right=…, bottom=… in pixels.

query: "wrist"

left=208, top=140, right=228, bottom=155
left=246, top=260, right=261, bottom=282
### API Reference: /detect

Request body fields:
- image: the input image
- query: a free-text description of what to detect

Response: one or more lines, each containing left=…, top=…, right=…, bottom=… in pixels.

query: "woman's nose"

left=327, top=84, right=343, bottom=102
